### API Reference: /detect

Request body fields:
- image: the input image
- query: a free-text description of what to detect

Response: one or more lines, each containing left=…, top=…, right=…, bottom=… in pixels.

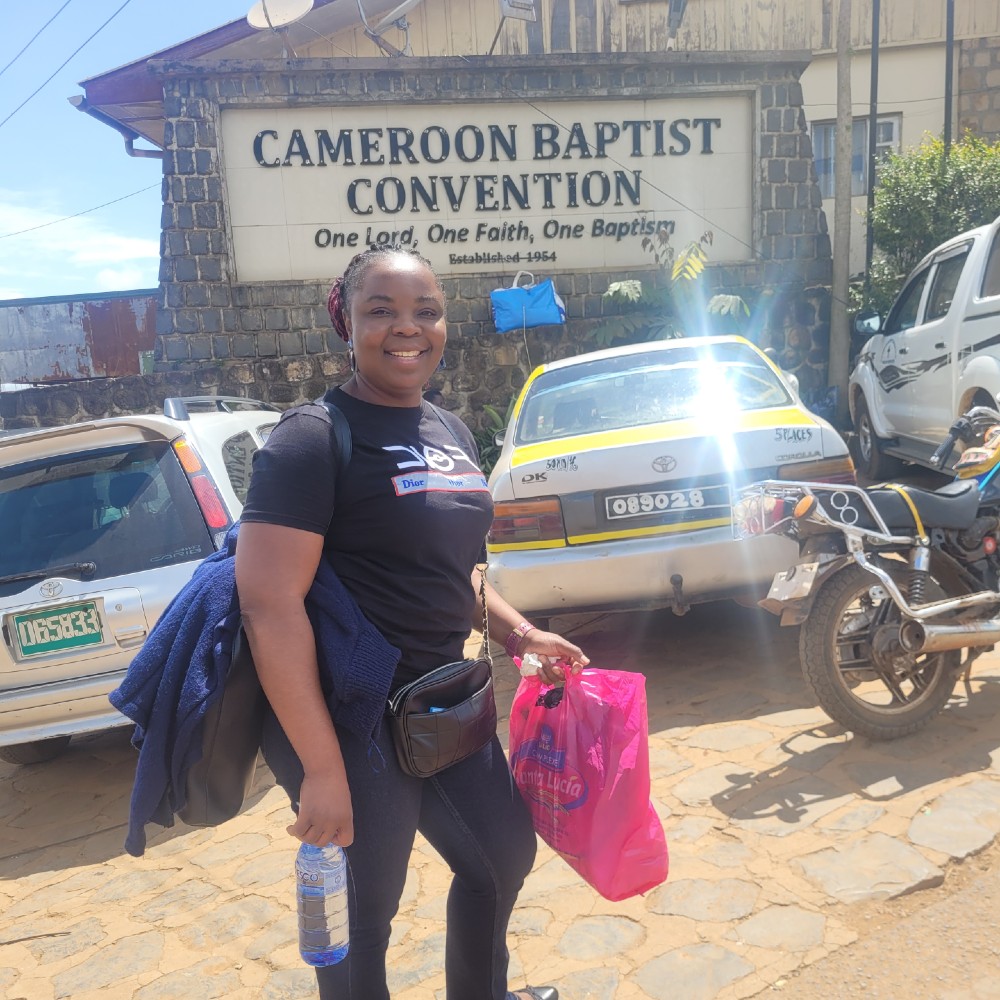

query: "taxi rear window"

left=515, top=344, right=792, bottom=444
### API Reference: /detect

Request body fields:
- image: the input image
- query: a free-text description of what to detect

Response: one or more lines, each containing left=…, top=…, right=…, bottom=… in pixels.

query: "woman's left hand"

left=518, top=630, right=589, bottom=685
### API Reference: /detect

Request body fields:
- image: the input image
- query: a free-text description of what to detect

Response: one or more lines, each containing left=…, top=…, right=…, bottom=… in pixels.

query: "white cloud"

left=0, top=189, right=160, bottom=300
left=94, top=266, right=155, bottom=290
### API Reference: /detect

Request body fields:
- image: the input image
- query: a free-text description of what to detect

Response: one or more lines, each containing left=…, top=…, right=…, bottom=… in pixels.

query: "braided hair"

left=326, top=244, right=441, bottom=342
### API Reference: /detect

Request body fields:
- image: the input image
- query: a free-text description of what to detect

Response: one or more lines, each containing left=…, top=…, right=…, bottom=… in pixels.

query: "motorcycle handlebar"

left=930, top=432, right=958, bottom=468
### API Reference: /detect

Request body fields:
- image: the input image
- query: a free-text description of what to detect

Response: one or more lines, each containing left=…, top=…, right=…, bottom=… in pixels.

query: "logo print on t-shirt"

left=383, top=443, right=489, bottom=497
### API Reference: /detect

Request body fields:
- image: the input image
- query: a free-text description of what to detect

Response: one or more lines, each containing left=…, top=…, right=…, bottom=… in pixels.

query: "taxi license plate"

left=605, top=485, right=730, bottom=521
left=12, top=602, right=104, bottom=658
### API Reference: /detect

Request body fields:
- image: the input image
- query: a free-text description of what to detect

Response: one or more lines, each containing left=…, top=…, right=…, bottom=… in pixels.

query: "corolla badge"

left=652, top=455, right=677, bottom=473
left=39, top=581, right=63, bottom=599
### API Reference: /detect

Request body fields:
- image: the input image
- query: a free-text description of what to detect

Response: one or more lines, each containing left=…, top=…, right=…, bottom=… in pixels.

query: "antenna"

left=356, top=0, right=426, bottom=57
left=247, top=0, right=315, bottom=58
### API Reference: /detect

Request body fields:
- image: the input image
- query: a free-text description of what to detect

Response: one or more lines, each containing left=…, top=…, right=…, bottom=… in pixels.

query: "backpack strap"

left=314, top=397, right=353, bottom=480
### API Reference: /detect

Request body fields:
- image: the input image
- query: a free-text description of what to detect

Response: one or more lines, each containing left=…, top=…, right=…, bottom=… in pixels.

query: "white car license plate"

left=12, top=601, right=104, bottom=657
left=604, top=485, right=729, bottom=521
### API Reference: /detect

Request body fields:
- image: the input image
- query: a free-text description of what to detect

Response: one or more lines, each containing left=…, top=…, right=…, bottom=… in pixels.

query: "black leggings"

left=262, top=710, right=537, bottom=1000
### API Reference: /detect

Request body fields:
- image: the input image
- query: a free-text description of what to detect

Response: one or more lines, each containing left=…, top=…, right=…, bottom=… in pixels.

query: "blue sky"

left=0, top=0, right=254, bottom=302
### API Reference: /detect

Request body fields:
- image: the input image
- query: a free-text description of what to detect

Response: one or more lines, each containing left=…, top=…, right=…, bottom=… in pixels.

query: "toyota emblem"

left=39, top=581, right=63, bottom=599
left=652, top=455, right=677, bottom=473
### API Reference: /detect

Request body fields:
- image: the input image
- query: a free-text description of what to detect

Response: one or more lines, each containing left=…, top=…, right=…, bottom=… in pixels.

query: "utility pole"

left=944, top=0, right=955, bottom=158
left=864, top=0, right=880, bottom=297
left=830, top=0, right=853, bottom=428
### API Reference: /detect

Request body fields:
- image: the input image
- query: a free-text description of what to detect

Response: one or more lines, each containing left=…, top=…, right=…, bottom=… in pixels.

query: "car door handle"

left=935, top=342, right=946, bottom=349
left=898, top=347, right=908, bottom=354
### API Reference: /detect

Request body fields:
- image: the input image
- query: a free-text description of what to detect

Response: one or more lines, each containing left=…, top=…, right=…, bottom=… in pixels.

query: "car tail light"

left=489, top=498, right=566, bottom=547
left=777, top=456, right=856, bottom=485
left=172, top=438, right=231, bottom=540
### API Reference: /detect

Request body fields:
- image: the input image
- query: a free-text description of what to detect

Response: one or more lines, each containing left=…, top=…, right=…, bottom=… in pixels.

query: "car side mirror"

left=853, top=308, right=881, bottom=336
left=494, top=429, right=506, bottom=448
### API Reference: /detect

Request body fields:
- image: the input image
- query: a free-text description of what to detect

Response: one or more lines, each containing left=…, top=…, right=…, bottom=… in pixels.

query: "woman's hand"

left=519, top=630, right=589, bottom=686
left=288, top=768, right=355, bottom=848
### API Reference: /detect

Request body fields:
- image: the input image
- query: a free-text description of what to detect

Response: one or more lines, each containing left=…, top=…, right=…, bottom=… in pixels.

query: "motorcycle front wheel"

left=800, top=564, right=960, bottom=740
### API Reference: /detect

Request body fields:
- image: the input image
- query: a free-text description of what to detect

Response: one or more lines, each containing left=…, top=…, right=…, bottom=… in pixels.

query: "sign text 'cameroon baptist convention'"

left=220, top=99, right=752, bottom=279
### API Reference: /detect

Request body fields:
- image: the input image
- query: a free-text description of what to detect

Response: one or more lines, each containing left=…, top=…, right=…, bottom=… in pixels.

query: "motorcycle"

left=734, top=405, right=1000, bottom=740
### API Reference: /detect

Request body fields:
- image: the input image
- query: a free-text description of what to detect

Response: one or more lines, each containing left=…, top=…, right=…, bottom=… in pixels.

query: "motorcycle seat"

left=866, top=479, right=980, bottom=532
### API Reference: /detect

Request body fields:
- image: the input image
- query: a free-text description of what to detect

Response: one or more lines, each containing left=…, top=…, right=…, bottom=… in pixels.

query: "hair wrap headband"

left=326, top=279, right=350, bottom=342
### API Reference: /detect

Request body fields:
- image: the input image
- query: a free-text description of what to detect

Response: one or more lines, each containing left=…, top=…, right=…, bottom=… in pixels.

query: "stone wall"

left=959, top=36, right=1000, bottom=140
left=1, top=53, right=832, bottom=432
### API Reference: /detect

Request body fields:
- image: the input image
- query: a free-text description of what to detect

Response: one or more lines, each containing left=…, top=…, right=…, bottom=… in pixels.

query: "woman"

left=235, top=244, right=588, bottom=1000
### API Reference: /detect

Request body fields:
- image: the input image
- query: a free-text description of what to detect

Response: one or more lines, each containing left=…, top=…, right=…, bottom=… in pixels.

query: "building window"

left=811, top=115, right=901, bottom=199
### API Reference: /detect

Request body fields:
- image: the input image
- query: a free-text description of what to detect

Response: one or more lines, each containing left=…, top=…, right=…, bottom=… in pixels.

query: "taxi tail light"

left=777, top=456, right=856, bottom=485
left=172, top=438, right=232, bottom=542
left=489, top=498, right=566, bottom=545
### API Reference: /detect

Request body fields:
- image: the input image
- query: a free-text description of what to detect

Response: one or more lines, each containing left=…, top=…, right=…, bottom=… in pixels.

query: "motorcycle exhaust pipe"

left=898, top=618, right=1000, bottom=654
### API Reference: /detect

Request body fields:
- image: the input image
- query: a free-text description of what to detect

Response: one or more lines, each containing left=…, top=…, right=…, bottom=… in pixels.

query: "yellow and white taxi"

left=486, top=336, right=853, bottom=620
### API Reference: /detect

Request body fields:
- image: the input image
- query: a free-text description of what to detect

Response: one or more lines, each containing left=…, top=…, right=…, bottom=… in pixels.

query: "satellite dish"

left=247, top=0, right=314, bottom=29
left=356, top=0, right=426, bottom=56
left=247, top=0, right=314, bottom=56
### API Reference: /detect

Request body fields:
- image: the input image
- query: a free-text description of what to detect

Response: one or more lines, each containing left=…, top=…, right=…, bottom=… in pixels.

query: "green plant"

left=473, top=395, right=518, bottom=477
left=866, top=133, right=1000, bottom=305
left=586, top=232, right=714, bottom=349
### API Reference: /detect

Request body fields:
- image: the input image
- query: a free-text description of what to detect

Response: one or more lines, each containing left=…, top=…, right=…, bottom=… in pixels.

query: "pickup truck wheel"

left=0, top=735, right=71, bottom=765
left=853, top=398, right=901, bottom=480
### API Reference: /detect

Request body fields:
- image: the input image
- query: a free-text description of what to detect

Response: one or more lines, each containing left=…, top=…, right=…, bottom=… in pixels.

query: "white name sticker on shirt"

left=392, top=471, right=490, bottom=496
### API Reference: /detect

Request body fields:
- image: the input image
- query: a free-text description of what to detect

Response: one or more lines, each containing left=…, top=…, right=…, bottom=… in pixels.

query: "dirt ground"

left=776, top=836, right=1000, bottom=999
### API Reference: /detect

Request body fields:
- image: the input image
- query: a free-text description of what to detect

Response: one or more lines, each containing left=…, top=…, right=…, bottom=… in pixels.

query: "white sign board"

left=219, top=95, right=752, bottom=280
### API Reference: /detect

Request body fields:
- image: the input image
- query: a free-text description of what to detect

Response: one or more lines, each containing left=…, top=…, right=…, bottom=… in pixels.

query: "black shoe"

left=508, top=989, right=558, bottom=1000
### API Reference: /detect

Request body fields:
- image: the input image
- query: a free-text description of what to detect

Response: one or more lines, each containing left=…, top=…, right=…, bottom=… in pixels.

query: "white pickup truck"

left=849, top=214, right=1000, bottom=477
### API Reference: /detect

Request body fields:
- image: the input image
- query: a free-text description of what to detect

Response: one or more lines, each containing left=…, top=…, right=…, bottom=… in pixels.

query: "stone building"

left=3, top=0, right=998, bottom=431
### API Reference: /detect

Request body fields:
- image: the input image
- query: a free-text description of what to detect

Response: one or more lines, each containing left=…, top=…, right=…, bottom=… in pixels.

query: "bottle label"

left=296, top=864, right=319, bottom=887
left=296, top=860, right=347, bottom=891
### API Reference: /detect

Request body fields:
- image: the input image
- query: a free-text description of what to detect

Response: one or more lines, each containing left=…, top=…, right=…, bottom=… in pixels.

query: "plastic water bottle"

left=295, top=843, right=349, bottom=967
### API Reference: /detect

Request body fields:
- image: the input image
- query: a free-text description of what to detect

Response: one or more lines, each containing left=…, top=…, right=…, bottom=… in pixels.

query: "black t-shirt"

left=241, top=387, right=493, bottom=686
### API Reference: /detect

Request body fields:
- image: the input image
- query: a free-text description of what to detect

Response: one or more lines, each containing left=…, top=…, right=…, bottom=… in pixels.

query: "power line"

left=0, top=183, right=159, bottom=240
left=0, top=0, right=136, bottom=131
left=0, top=0, right=75, bottom=81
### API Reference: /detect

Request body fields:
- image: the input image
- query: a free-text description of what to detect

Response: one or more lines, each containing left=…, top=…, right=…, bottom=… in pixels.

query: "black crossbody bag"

left=387, top=574, right=496, bottom=778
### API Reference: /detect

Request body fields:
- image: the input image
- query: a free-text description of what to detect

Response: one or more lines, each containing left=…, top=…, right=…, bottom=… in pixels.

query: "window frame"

left=810, top=113, right=902, bottom=199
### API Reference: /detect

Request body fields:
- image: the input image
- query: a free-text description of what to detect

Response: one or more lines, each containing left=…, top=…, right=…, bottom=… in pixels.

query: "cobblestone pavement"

left=3, top=601, right=1000, bottom=1000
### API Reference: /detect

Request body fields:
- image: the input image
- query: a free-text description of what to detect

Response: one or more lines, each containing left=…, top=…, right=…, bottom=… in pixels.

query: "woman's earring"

left=347, top=342, right=357, bottom=372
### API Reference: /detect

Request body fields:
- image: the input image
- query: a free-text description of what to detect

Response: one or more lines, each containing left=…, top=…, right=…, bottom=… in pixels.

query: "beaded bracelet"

left=505, top=621, right=536, bottom=658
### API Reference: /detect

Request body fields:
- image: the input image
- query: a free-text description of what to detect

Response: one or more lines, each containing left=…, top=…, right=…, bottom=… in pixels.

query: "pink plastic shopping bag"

left=508, top=668, right=668, bottom=901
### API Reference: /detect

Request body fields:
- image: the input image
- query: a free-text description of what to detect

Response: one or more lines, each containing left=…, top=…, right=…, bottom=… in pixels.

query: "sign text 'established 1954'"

left=219, top=96, right=752, bottom=280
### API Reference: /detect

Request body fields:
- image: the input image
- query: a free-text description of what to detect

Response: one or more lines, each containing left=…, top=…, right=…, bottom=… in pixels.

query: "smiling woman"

left=234, top=242, right=585, bottom=1000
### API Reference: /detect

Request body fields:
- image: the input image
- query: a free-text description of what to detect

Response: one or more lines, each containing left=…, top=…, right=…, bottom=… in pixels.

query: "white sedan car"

left=486, top=336, right=853, bottom=621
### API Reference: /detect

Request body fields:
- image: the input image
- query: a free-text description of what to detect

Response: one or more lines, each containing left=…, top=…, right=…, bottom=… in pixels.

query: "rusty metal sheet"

left=0, top=291, right=157, bottom=383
